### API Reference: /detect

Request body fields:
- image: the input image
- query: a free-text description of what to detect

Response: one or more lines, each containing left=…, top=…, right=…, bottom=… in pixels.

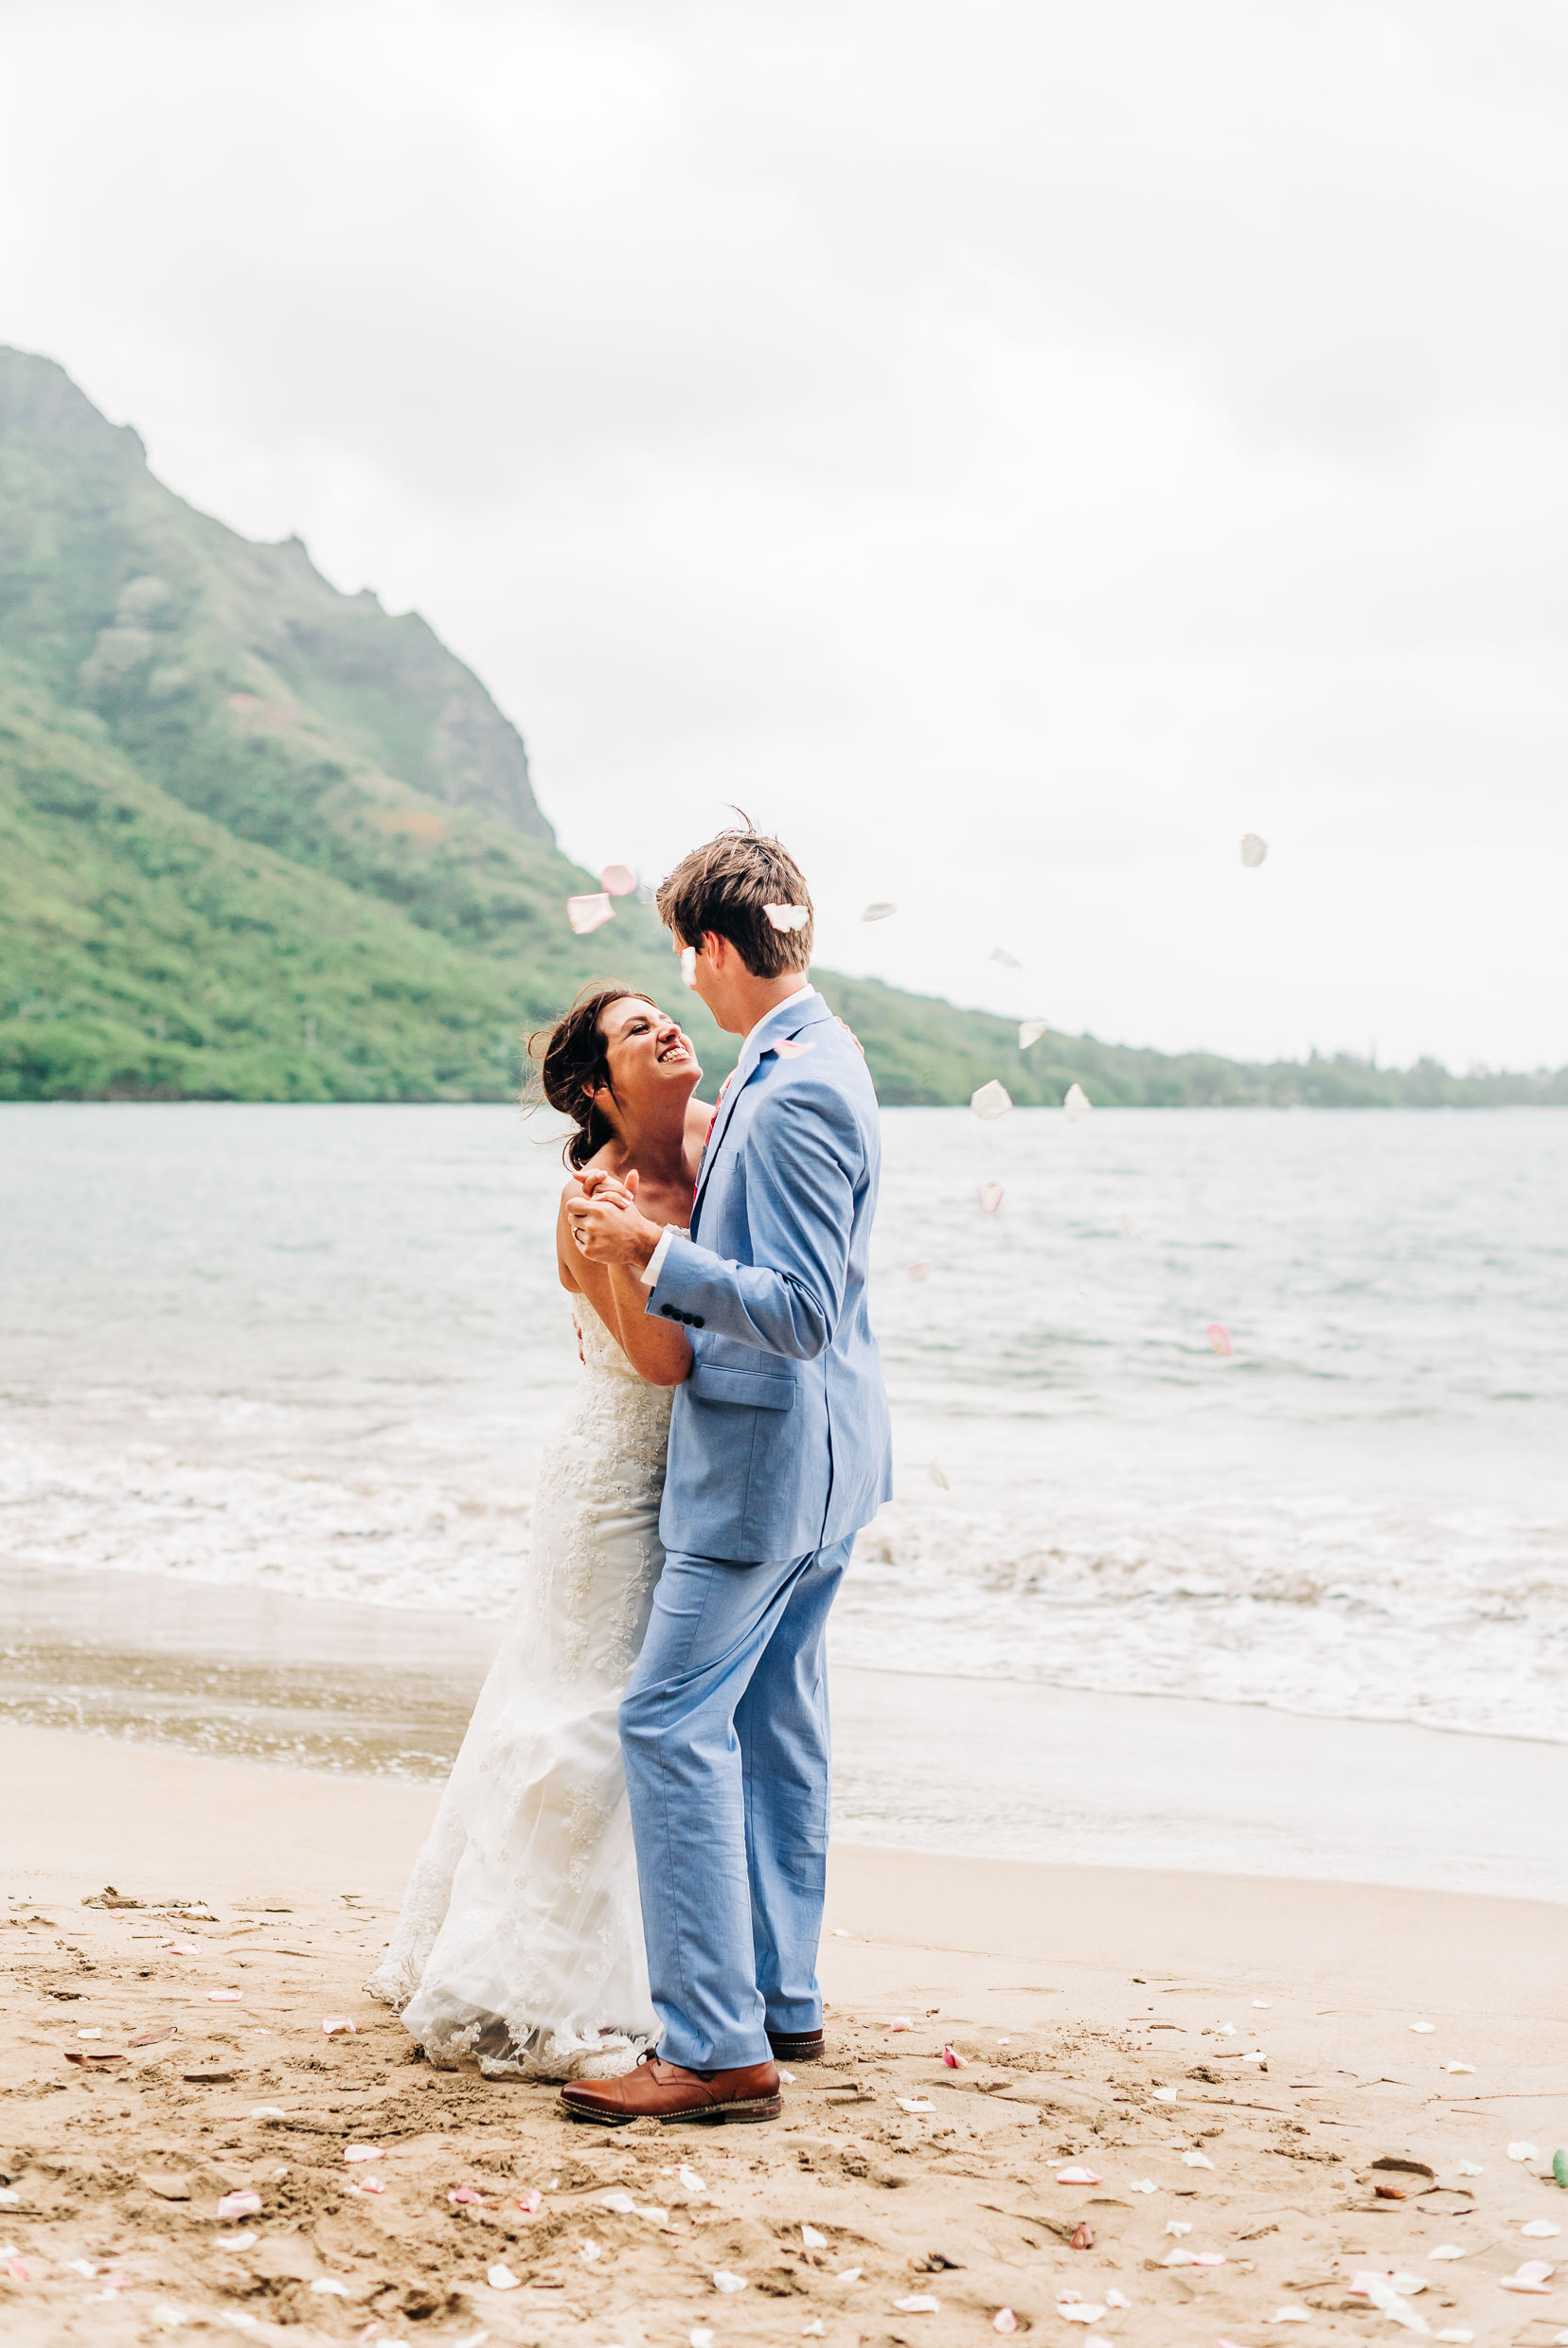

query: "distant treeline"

left=1, top=347, right=1559, bottom=1112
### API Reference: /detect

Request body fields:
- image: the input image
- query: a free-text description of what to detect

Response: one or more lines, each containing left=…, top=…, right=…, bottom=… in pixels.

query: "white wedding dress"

left=367, top=1295, right=671, bottom=2079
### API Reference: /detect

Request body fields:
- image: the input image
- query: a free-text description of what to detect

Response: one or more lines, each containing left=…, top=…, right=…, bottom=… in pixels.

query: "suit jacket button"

left=662, top=1303, right=675, bottom=1317
left=691, top=1315, right=704, bottom=1327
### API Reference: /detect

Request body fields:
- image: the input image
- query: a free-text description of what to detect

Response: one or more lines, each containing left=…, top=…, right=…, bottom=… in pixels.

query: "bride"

left=368, top=985, right=708, bottom=2079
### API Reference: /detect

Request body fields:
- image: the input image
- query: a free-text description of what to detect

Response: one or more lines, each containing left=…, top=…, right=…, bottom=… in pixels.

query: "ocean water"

left=2, top=1102, right=1563, bottom=1742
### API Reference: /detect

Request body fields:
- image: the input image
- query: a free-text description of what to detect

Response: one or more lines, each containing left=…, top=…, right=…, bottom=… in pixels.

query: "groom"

left=560, top=823, right=891, bottom=2125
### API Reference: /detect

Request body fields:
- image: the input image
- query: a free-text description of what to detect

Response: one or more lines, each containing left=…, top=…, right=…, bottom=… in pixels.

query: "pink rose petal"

left=216, top=2192, right=261, bottom=2219
left=343, top=2144, right=384, bottom=2162
left=763, top=903, right=810, bottom=933
left=942, top=2045, right=967, bottom=2068
left=995, top=2315, right=1018, bottom=2335
left=1057, top=2167, right=1102, bottom=2185
left=894, top=2296, right=940, bottom=2314
left=321, top=2016, right=356, bottom=2037
left=168, top=1939, right=201, bottom=1955
left=449, top=2187, right=484, bottom=2205
left=348, top=2178, right=384, bottom=2195
left=905, top=1261, right=932, bottom=1282
left=977, top=1180, right=1006, bottom=1214
left=600, top=864, right=637, bottom=897
left=567, top=893, right=615, bottom=936
left=513, top=2189, right=543, bottom=2215
left=7, top=2259, right=31, bottom=2282
left=889, top=2017, right=914, bottom=2032
left=1206, top=1323, right=1234, bottom=1357
left=775, top=1038, right=815, bottom=1058
left=208, top=1990, right=243, bottom=2002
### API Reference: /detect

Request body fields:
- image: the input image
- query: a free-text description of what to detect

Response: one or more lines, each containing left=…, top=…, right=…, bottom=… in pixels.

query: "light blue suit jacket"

left=644, top=989, right=893, bottom=1564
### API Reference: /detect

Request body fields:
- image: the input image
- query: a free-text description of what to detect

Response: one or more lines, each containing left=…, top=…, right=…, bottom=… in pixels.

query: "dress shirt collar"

left=739, top=982, right=815, bottom=1055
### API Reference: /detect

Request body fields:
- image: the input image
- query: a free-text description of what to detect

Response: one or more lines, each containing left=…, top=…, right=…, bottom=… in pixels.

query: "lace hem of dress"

left=366, top=1970, right=651, bottom=2080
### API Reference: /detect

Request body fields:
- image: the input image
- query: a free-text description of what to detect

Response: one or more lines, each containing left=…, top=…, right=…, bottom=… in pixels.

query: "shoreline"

left=7, top=1558, right=1568, bottom=1904
left=5, top=1720, right=1568, bottom=2346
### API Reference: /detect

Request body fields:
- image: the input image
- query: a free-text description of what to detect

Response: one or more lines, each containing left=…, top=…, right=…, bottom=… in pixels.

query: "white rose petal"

left=713, top=2269, right=748, bottom=2293
left=1523, top=2223, right=1561, bottom=2239
left=802, top=2225, right=828, bottom=2249
left=1509, top=2143, right=1541, bottom=2162
left=1063, top=1082, right=1092, bottom=1123
left=1182, top=2150, right=1215, bottom=2169
left=1240, top=834, right=1268, bottom=867
left=487, top=2264, right=521, bottom=2292
left=971, top=1079, right=1013, bottom=1121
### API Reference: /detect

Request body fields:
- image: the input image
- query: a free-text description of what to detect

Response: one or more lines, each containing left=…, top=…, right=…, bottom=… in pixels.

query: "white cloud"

left=2, top=0, right=1564, bottom=1064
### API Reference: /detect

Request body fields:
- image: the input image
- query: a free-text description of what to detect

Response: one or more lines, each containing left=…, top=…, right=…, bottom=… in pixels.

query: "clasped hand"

left=565, top=1167, right=661, bottom=1268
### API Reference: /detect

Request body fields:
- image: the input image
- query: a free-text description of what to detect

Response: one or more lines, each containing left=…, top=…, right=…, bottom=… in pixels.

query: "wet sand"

left=5, top=1723, right=1568, bottom=2348
left=6, top=1560, right=1568, bottom=1899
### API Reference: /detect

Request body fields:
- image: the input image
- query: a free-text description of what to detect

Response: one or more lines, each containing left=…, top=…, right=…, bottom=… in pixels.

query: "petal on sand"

left=862, top=902, right=898, bottom=922
left=599, top=2192, right=636, bottom=2214
left=1510, top=2143, right=1542, bottom=2162
left=895, top=2298, right=941, bottom=2314
left=905, top=1261, right=932, bottom=1281
left=1241, top=834, right=1268, bottom=867
left=1429, top=2248, right=1468, bottom=2261
left=343, top=2145, right=384, bottom=2163
left=1153, top=2087, right=1178, bottom=2102
left=1522, top=2224, right=1561, bottom=2239
left=1018, top=1020, right=1048, bottom=1049
left=513, top=2190, right=543, bottom=2214
left=1183, top=2151, right=1216, bottom=2169
left=1130, top=2179, right=1157, bottom=2194
left=1456, top=2161, right=1484, bottom=2177
left=713, top=2270, right=749, bottom=2292
left=977, top=1180, right=1006, bottom=1214
left=898, top=2098, right=936, bottom=2113
left=1056, top=2167, right=1102, bottom=2185
left=1206, top=1323, right=1234, bottom=1357
left=971, top=1079, right=1013, bottom=1120
left=763, top=904, right=810, bottom=933
left=487, top=2265, right=521, bottom=2292
left=1165, top=2223, right=1192, bottom=2238
left=600, top=864, right=637, bottom=897
left=207, top=1990, right=243, bottom=2002
left=1444, top=2062, right=1475, bottom=2073
left=995, top=2314, right=1019, bottom=2334
left=1063, top=1082, right=1092, bottom=1123
left=216, top=2194, right=261, bottom=2220
left=802, top=2225, right=828, bottom=2249
left=942, top=2045, right=967, bottom=2068
left=322, top=2016, right=356, bottom=2037
left=1410, top=2021, right=1436, bottom=2033
left=566, top=893, right=615, bottom=935
left=889, top=2018, right=914, bottom=2032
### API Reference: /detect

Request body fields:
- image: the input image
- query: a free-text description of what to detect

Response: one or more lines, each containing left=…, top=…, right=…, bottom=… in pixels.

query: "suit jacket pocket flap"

left=687, top=1365, right=797, bottom=1411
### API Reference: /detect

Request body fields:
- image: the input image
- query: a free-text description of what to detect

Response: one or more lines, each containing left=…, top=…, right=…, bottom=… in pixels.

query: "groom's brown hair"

left=656, top=818, right=813, bottom=977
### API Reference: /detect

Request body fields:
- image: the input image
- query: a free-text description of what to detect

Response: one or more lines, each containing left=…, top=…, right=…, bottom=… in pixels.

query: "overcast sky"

left=4, top=0, right=1565, bottom=1068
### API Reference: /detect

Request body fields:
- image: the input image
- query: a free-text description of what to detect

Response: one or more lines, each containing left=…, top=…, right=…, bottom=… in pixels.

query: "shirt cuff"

left=640, top=1223, right=676, bottom=1289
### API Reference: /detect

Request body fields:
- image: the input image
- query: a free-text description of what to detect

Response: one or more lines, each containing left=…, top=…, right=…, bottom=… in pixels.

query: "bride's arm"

left=557, top=1183, right=693, bottom=1387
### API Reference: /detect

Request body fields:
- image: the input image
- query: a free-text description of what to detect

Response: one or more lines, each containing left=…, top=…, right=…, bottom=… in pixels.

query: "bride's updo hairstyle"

left=530, top=983, right=645, bottom=1170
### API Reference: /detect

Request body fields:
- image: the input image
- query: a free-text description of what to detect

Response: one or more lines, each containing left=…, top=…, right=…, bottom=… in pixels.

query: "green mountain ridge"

left=2, top=346, right=1562, bottom=1111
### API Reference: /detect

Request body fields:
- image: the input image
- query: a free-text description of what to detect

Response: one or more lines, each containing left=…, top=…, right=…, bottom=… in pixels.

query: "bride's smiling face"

left=595, top=997, right=702, bottom=1120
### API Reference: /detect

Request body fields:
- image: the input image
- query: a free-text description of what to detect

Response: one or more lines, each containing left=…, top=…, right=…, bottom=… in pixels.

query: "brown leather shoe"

left=560, top=2054, right=781, bottom=2127
left=766, top=2027, right=824, bottom=2062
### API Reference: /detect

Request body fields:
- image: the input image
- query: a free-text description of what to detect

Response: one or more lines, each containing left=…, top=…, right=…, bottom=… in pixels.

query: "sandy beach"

left=6, top=1722, right=1568, bottom=2348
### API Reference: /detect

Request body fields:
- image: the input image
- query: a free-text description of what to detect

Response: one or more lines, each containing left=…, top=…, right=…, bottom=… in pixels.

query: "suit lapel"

left=691, top=992, right=833, bottom=1228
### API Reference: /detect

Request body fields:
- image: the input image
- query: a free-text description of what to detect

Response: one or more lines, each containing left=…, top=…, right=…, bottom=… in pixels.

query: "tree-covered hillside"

left=2, top=347, right=1562, bottom=1111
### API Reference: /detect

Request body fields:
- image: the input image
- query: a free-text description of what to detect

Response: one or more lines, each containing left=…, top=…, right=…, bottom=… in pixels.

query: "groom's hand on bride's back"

left=565, top=1169, right=661, bottom=1268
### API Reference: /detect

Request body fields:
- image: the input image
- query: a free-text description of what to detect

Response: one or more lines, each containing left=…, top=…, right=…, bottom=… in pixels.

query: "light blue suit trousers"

left=618, top=1536, right=851, bottom=2070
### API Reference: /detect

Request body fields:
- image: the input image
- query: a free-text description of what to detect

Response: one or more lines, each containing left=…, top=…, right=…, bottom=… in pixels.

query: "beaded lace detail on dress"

left=365, top=1289, right=676, bottom=2080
